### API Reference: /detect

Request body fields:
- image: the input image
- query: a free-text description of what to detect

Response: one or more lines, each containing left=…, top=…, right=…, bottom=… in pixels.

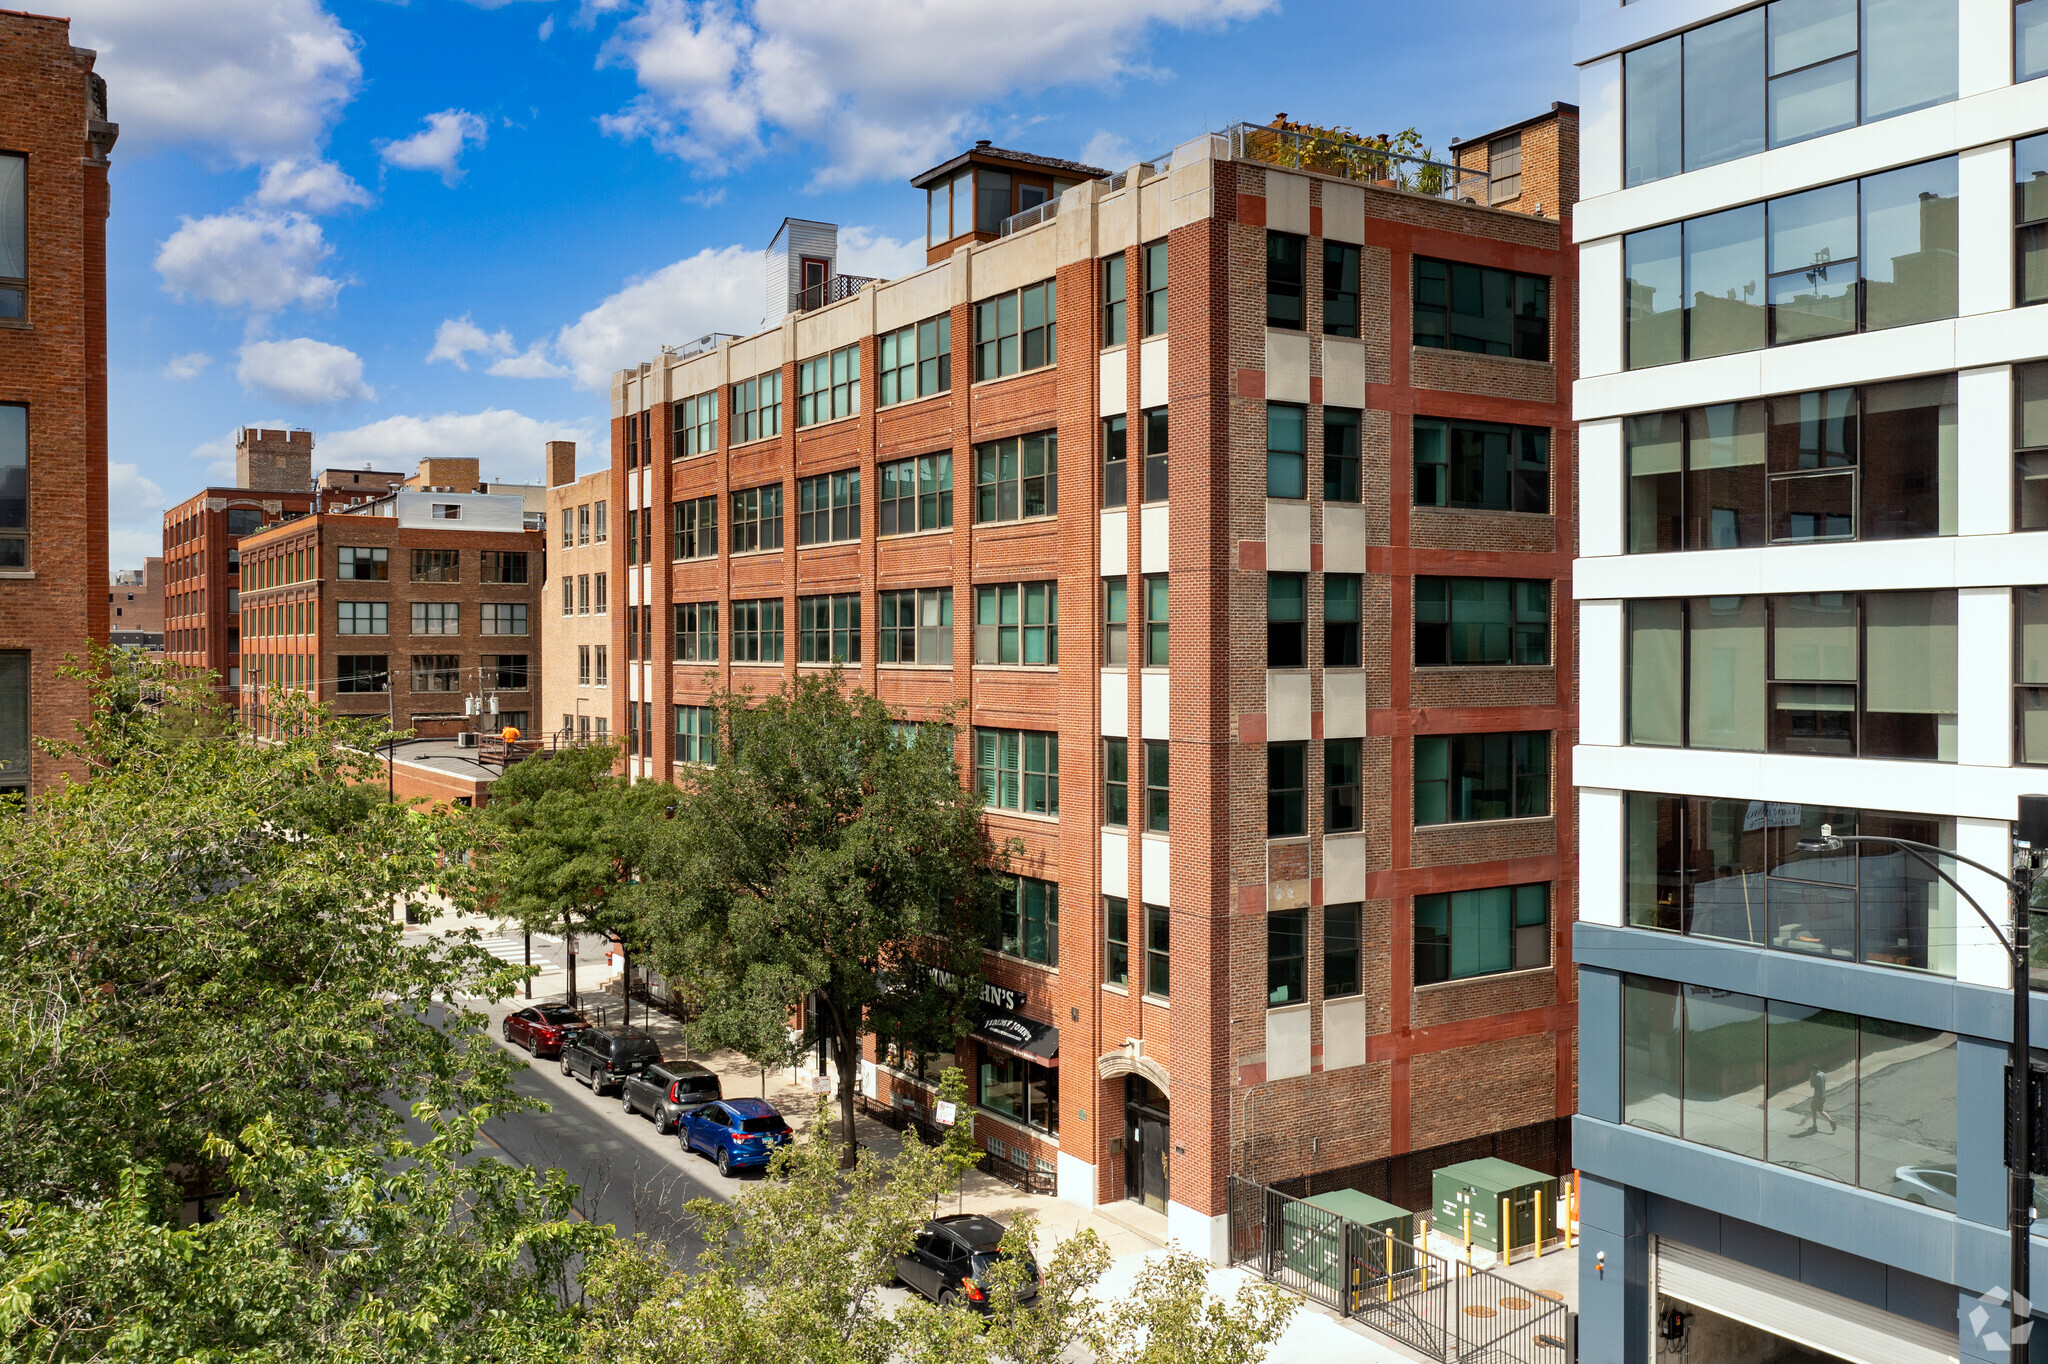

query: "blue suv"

left=678, top=1097, right=793, bottom=1177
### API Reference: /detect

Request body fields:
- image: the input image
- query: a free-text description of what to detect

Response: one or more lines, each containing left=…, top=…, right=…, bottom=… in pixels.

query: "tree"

left=0, top=653, right=606, bottom=1360
left=1084, top=1252, right=1298, bottom=1364
left=468, top=739, right=676, bottom=1007
left=579, top=1109, right=1110, bottom=1364
left=631, top=672, right=1001, bottom=1167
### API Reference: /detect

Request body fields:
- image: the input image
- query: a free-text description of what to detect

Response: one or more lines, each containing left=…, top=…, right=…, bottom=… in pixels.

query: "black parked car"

left=560, top=1025, right=661, bottom=1095
left=620, top=1060, right=722, bottom=1134
left=894, top=1214, right=1039, bottom=1313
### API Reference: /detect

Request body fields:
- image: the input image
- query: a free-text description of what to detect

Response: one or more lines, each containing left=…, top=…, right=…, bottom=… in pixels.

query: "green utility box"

left=1309, top=1188, right=1413, bottom=1244
left=1432, top=1157, right=1555, bottom=1255
left=1280, top=1188, right=1414, bottom=1294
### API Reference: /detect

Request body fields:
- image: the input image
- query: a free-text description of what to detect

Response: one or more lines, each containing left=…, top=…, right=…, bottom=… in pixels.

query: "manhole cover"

left=1501, top=1296, right=1533, bottom=1311
left=1463, top=1305, right=1497, bottom=1319
left=1532, top=1289, right=1564, bottom=1302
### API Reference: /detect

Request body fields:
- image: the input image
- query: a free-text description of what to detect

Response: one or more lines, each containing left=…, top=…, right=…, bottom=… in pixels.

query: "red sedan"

left=502, top=1004, right=589, bottom=1057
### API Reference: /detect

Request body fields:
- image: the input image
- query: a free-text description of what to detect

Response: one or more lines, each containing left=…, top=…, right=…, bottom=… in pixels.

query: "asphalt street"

left=468, top=997, right=747, bottom=1262
left=462, top=997, right=930, bottom=1315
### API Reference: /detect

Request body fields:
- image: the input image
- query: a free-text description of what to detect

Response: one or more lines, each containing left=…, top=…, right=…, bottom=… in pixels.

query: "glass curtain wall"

left=1625, top=158, right=1957, bottom=368
left=1624, top=1, right=1957, bottom=187
left=1627, top=591, right=1956, bottom=760
left=1625, top=791, right=1957, bottom=975
left=1622, top=975, right=1958, bottom=1209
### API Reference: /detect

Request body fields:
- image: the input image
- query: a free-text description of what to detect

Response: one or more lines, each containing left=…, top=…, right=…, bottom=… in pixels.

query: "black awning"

left=970, top=1008, right=1059, bottom=1062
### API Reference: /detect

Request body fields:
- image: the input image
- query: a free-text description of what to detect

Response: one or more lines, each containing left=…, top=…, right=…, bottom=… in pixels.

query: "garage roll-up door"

left=1656, top=1239, right=1957, bottom=1364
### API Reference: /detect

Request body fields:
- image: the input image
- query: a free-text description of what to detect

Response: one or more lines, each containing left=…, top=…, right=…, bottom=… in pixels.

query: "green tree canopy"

left=467, top=739, right=676, bottom=1002
left=630, top=672, right=1001, bottom=1166
left=0, top=655, right=605, bottom=1360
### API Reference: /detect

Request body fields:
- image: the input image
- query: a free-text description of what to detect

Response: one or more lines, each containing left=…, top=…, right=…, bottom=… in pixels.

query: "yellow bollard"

left=1536, top=1187, right=1545, bottom=1259
left=1570, top=1170, right=1580, bottom=1249
left=1463, top=1207, right=1472, bottom=1277
left=1421, top=1212, right=1431, bottom=1290
left=1502, top=1196, right=1512, bottom=1264
left=1386, top=1229, right=1395, bottom=1302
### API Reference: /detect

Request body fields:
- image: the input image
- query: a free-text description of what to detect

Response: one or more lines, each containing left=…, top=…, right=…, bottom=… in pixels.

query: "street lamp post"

left=1797, top=807, right=2048, bottom=1351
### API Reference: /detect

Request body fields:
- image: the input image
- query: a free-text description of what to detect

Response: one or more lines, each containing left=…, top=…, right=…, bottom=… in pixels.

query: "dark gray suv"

left=560, top=1026, right=661, bottom=1095
left=620, top=1060, right=721, bottom=1134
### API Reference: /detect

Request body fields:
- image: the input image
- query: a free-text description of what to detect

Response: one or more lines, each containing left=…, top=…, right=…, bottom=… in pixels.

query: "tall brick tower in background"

left=236, top=427, right=313, bottom=493
left=0, top=11, right=115, bottom=801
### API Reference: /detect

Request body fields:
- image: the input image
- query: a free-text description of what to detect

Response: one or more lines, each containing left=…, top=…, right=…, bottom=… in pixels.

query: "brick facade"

left=605, top=109, right=1579, bottom=1244
left=236, top=488, right=544, bottom=741
left=0, top=12, right=114, bottom=798
left=163, top=483, right=317, bottom=698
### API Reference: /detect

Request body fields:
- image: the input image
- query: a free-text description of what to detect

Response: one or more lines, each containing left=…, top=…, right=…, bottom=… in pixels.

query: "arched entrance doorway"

left=1124, top=1076, right=1170, bottom=1213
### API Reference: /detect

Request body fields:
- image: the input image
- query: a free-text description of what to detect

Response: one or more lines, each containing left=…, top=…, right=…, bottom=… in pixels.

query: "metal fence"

left=1226, top=1176, right=1571, bottom=1362
left=997, top=197, right=1060, bottom=237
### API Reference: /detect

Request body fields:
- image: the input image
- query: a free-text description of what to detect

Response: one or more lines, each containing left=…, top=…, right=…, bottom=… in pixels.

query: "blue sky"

left=73, top=0, right=1575, bottom=569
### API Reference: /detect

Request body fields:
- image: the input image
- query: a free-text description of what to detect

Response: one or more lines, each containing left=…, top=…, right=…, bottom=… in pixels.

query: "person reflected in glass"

left=1797, top=1066, right=1839, bottom=1136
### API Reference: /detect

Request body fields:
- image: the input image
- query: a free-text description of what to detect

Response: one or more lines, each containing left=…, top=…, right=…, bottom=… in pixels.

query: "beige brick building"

left=542, top=442, right=612, bottom=745
left=606, top=112, right=1578, bottom=1257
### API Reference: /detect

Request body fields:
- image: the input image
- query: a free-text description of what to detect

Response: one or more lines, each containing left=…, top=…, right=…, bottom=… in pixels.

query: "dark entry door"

left=1125, top=1077, right=1170, bottom=1213
left=1137, top=1119, right=1167, bottom=1212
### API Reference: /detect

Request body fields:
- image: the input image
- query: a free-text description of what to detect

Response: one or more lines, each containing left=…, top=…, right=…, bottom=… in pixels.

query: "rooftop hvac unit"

left=456, top=731, right=479, bottom=748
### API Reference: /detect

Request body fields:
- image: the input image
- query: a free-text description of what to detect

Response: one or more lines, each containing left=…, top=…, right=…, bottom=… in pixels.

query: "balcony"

left=1225, top=122, right=1486, bottom=203
left=797, top=274, right=878, bottom=312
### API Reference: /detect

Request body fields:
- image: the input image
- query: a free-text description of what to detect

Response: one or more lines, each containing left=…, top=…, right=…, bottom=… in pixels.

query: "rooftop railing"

left=998, top=196, right=1060, bottom=237
left=797, top=274, right=877, bottom=312
left=1100, top=154, right=1173, bottom=194
left=1224, top=123, right=1486, bottom=203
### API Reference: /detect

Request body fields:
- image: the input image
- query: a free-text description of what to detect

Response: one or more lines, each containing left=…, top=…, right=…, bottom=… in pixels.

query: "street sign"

left=936, top=1101, right=957, bottom=1125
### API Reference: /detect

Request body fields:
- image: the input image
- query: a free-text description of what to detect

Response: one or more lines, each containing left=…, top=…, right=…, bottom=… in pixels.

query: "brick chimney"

left=235, top=427, right=313, bottom=492
left=546, top=440, right=577, bottom=488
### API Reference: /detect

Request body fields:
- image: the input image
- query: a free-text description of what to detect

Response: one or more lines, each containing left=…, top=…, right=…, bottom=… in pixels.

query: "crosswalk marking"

left=474, top=934, right=538, bottom=965
left=406, top=929, right=564, bottom=969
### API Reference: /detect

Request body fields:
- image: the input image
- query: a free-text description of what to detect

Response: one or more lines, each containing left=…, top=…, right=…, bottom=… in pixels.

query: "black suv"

left=560, top=1026, right=661, bottom=1095
left=620, top=1060, right=721, bottom=1134
left=894, top=1214, right=1039, bottom=1313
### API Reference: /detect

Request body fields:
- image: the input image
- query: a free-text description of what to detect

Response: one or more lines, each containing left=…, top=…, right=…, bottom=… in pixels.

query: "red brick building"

left=0, top=11, right=116, bottom=799
left=162, top=430, right=407, bottom=699
left=236, top=466, right=543, bottom=744
left=608, top=112, right=1577, bottom=1255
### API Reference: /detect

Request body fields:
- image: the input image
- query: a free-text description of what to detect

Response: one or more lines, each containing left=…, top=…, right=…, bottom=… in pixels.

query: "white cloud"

left=319, top=409, right=593, bottom=485
left=837, top=226, right=925, bottom=282
left=236, top=337, right=374, bottom=405
left=682, top=186, right=728, bottom=207
left=254, top=157, right=372, bottom=212
left=378, top=109, right=490, bottom=185
left=428, top=315, right=515, bottom=370
left=597, top=0, right=1271, bottom=185
left=154, top=211, right=342, bottom=313
left=1080, top=130, right=1141, bottom=172
left=106, top=462, right=168, bottom=572
left=553, top=244, right=758, bottom=390
left=163, top=352, right=213, bottom=380
left=66, top=0, right=361, bottom=163
left=539, top=14, right=556, bottom=40
left=488, top=343, right=570, bottom=379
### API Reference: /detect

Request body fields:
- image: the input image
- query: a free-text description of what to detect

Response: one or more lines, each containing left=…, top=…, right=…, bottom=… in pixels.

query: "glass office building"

left=1574, top=1, right=2048, bottom=1358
